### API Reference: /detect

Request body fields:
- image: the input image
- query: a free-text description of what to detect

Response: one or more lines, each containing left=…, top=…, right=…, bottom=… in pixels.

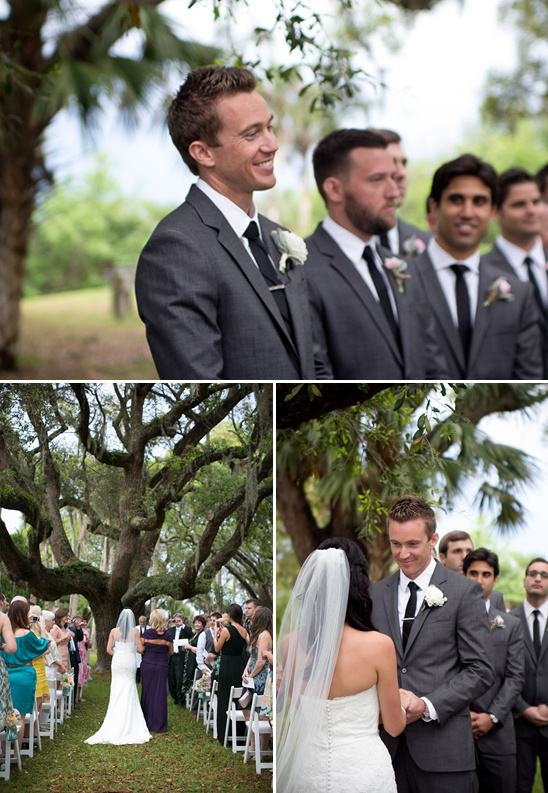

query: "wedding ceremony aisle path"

left=2, top=669, right=272, bottom=793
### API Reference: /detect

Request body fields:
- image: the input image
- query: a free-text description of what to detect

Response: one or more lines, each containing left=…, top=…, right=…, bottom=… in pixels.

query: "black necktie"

left=379, top=232, right=392, bottom=252
left=402, top=581, right=419, bottom=650
left=243, top=221, right=294, bottom=338
left=363, top=246, right=401, bottom=348
left=524, top=256, right=546, bottom=318
left=450, top=263, right=472, bottom=361
left=533, top=609, right=542, bottom=657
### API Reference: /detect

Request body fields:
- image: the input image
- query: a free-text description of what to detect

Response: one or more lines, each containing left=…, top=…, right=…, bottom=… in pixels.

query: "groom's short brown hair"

left=168, top=65, right=257, bottom=176
left=387, top=495, right=437, bottom=539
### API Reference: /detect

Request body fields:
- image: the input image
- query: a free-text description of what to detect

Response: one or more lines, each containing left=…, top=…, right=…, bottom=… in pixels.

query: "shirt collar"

left=524, top=598, right=548, bottom=620
left=196, top=177, right=258, bottom=238
left=322, top=215, right=373, bottom=265
left=496, top=234, right=547, bottom=269
left=399, top=556, right=437, bottom=592
left=427, top=237, right=481, bottom=274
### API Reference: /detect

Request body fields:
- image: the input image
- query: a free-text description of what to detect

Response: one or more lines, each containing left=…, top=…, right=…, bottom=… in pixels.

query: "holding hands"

left=399, top=688, right=427, bottom=724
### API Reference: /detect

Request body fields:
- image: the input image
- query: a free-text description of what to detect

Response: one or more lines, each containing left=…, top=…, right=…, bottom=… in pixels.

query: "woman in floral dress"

left=75, top=616, right=90, bottom=702
left=242, top=606, right=272, bottom=752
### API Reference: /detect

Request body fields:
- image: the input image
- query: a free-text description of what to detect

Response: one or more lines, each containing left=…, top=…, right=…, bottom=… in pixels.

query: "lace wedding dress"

left=85, top=641, right=151, bottom=745
left=292, top=686, right=396, bottom=793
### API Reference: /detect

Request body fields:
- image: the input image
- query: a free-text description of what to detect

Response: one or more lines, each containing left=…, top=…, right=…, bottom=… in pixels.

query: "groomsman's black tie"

left=244, top=221, right=293, bottom=335
left=379, top=232, right=392, bottom=252
left=524, top=256, right=546, bottom=319
left=402, top=581, right=419, bottom=650
left=362, top=246, right=401, bottom=349
left=450, top=263, right=472, bottom=361
left=533, top=609, right=542, bottom=657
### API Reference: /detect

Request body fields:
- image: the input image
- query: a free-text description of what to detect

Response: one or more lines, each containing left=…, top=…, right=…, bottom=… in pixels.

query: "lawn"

left=1, top=287, right=158, bottom=380
left=2, top=666, right=272, bottom=793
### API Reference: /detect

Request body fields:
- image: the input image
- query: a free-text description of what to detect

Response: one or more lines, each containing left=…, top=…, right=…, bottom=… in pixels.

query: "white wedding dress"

left=292, top=685, right=397, bottom=793
left=85, top=641, right=151, bottom=745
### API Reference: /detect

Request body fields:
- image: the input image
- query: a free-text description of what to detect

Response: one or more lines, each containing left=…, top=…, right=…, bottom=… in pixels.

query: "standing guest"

left=0, top=611, right=17, bottom=728
left=535, top=163, right=548, bottom=249
left=136, top=64, right=322, bottom=380
left=183, top=615, right=207, bottom=706
left=0, top=600, right=49, bottom=751
left=140, top=608, right=173, bottom=733
left=366, top=128, right=432, bottom=257
left=305, top=128, right=449, bottom=379
left=28, top=605, right=50, bottom=729
left=169, top=613, right=192, bottom=707
left=67, top=614, right=83, bottom=709
left=75, top=616, right=90, bottom=702
left=464, top=548, right=524, bottom=793
left=42, top=610, right=66, bottom=686
left=0, top=594, right=9, bottom=614
left=511, top=557, right=548, bottom=793
left=242, top=606, right=273, bottom=753
left=439, top=531, right=505, bottom=609
left=243, top=598, right=260, bottom=633
left=214, top=604, right=249, bottom=744
left=370, top=495, right=494, bottom=793
left=413, top=153, right=543, bottom=379
left=191, top=613, right=220, bottom=719
left=50, top=608, right=73, bottom=681
left=136, top=615, right=147, bottom=684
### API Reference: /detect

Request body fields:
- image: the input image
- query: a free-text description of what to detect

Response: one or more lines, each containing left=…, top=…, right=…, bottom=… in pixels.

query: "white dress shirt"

left=495, top=235, right=548, bottom=308
left=523, top=599, right=548, bottom=645
left=196, top=628, right=213, bottom=673
left=322, top=215, right=399, bottom=320
left=427, top=237, right=480, bottom=327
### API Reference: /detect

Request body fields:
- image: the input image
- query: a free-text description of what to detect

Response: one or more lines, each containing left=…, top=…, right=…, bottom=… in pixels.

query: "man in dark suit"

left=482, top=168, right=548, bottom=376
left=169, top=613, right=192, bottom=707
left=439, top=530, right=505, bottom=610
left=536, top=163, right=548, bottom=250
left=412, top=153, right=543, bottom=379
left=305, top=129, right=449, bottom=379
left=367, top=128, right=432, bottom=257
left=136, top=65, right=323, bottom=379
left=463, top=548, right=524, bottom=793
left=67, top=616, right=83, bottom=709
left=370, top=495, right=494, bottom=793
left=136, top=615, right=147, bottom=684
left=511, top=557, right=548, bottom=793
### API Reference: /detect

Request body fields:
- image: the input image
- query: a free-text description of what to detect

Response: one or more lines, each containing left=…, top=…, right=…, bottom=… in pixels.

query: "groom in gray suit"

left=371, top=496, right=494, bottom=793
left=412, top=154, right=543, bottom=379
left=136, top=65, right=322, bottom=379
left=305, top=129, right=449, bottom=379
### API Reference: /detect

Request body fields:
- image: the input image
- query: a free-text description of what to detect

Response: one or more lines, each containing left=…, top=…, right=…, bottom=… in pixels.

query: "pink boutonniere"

left=402, top=236, right=427, bottom=258
left=490, top=615, right=506, bottom=630
left=384, top=256, right=411, bottom=294
left=483, top=276, right=514, bottom=308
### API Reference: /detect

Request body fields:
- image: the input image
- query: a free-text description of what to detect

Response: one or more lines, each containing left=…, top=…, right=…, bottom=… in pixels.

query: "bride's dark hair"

left=317, top=537, right=375, bottom=632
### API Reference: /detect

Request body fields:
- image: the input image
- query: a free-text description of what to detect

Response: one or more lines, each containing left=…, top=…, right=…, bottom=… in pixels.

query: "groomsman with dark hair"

left=439, top=531, right=505, bottom=610
left=366, top=128, right=432, bottom=257
left=482, top=168, right=548, bottom=376
left=511, top=558, right=548, bottom=793
left=412, top=153, right=543, bottom=379
left=464, top=548, right=524, bottom=793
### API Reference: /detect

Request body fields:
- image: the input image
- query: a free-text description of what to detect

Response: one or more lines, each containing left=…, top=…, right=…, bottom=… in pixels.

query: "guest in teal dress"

left=242, top=606, right=273, bottom=752
left=0, top=611, right=17, bottom=729
left=0, top=600, right=49, bottom=750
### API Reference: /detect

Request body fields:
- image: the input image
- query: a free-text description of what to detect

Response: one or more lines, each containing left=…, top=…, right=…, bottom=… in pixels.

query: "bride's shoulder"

left=345, top=627, right=394, bottom=655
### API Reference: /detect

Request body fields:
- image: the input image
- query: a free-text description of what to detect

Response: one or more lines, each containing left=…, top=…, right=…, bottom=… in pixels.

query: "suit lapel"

left=379, top=573, right=404, bottom=656
left=516, top=605, right=537, bottom=664
left=468, top=264, right=496, bottom=367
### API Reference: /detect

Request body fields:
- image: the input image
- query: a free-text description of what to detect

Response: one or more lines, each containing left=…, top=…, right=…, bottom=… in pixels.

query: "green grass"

left=2, top=665, right=272, bottom=793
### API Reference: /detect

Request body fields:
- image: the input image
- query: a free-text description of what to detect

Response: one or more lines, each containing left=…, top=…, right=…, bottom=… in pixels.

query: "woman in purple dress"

left=139, top=609, right=173, bottom=733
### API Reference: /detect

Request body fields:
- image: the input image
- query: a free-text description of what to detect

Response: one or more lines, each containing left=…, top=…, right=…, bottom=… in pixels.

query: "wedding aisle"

left=1, top=670, right=272, bottom=793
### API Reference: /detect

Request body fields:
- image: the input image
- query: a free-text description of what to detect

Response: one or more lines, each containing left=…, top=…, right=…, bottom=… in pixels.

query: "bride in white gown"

left=85, top=609, right=151, bottom=745
left=277, top=538, right=409, bottom=792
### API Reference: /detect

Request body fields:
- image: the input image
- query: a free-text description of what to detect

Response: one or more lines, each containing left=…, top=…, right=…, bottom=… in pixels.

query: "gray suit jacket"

left=483, top=242, right=548, bottom=377
left=304, top=224, right=450, bottom=379
left=491, top=589, right=506, bottom=612
left=397, top=218, right=432, bottom=258
left=413, top=251, right=543, bottom=379
left=371, top=561, right=494, bottom=773
left=511, top=603, right=548, bottom=739
left=135, top=185, right=321, bottom=379
left=472, top=605, right=524, bottom=756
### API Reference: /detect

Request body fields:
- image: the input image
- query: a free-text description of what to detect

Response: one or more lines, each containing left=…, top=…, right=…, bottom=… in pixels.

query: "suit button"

left=402, top=668, right=407, bottom=674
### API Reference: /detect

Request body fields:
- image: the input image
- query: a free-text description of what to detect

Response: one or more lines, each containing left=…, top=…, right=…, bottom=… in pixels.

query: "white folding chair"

left=243, top=694, right=273, bottom=774
left=55, top=686, right=65, bottom=727
left=186, top=668, right=198, bottom=709
left=20, top=698, right=41, bottom=758
left=223, top=685, right=247, bottom=753
left=39, top=683, right=57, bottom=740
left=205, top=679, right=218, bottom=737
left=0, top=729, right=22, bottom=781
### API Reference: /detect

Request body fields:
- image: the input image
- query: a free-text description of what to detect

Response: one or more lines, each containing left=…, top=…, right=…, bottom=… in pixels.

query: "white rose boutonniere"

left=422, top=585, right=447, bottom=610
left=271, top=229, right=308, bottom=273
left=384, top=256, right=411, bottom=294
left=482, top=276, right=514, bottom=308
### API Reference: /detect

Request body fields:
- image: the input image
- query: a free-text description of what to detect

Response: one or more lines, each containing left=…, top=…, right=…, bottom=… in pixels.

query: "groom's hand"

left=399, top=689, right=426, bottom=724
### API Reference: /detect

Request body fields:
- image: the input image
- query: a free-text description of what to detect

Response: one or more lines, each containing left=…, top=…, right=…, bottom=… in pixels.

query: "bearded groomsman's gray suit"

left=136, top=185, right=322, bottom=380
left=413, top=251, right=543, bottom=379
left=304, top=225, right=449, bottom=379
left=471, top=605, right=524, bottom=793
left=371, top=560, right=494, bottom=793
left=396, top=218, right=432, bottom=257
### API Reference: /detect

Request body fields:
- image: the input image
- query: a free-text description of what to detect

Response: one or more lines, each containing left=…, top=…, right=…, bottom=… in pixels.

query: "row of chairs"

left=0, top=676, right=74, bottom=781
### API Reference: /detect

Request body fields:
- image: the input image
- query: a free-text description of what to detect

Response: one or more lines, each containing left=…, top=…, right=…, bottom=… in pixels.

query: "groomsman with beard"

left=481, top=168, right=548, bottom=376
left=411, top=153, right=543, bottom=379
left=366, top=128, right=432, bottom=257
left=511, top=558, right=548, bottom=793
left=463, top=548, right=524, bottom=793
left=305, top=128, right=449, bottom=379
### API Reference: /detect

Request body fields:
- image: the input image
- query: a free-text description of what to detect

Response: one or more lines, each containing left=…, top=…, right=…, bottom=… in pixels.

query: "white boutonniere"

left=422, top=585, right=447, bottom=610
left=482, top=276, right=514, bottom=308
left=402, top=236, right=427, bottom=258
left=490, top=615, right=506, bottom=630
left=271, top=229, right=308, bottom=273
left=384, top=256, right=411, bottom=294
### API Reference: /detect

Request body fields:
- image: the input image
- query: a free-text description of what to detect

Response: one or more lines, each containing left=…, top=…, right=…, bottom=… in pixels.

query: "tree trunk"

left=90, top=597, right=123, bottom=673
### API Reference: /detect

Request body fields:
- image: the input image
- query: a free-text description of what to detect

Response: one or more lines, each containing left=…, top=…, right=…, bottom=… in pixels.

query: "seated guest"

left=0, top=600, right=49, bottom=751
